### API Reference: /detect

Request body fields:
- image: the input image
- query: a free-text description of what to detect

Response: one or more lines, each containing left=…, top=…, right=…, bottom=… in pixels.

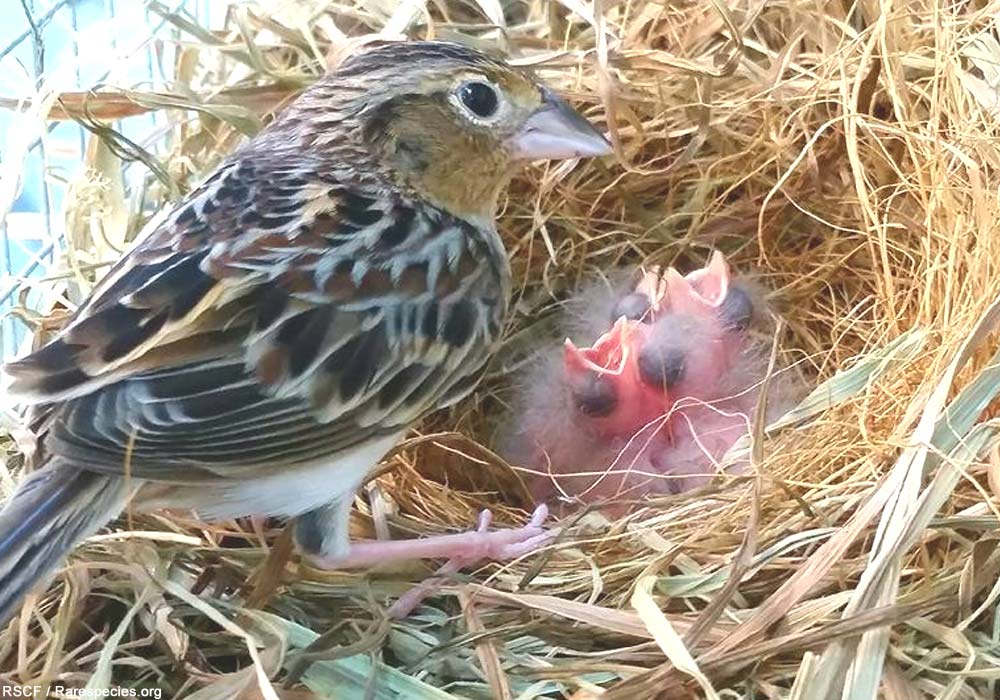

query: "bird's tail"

left=0, top=464, right=129, bottom=624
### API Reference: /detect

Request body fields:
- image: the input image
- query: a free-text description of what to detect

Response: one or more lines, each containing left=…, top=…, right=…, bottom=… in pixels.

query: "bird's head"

left=297, top=41, right=611, bottom=223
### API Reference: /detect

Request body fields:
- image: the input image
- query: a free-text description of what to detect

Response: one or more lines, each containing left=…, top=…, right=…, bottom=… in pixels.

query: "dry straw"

left=3, top=0, right=1000, bottom=698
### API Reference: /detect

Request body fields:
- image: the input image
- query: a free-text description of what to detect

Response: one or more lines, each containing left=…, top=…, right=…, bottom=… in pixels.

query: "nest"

left=3, top=1, right=1000, bottom=698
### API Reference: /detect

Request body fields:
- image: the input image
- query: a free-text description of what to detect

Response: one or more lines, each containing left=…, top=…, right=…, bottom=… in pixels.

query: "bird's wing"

left=6, top=153, right=505, bottom=481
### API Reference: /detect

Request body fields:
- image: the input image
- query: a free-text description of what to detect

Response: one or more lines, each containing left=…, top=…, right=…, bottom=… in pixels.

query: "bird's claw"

left=446, top=503, right=553, bottom=566
left=387, top=504, right=553, bottom=618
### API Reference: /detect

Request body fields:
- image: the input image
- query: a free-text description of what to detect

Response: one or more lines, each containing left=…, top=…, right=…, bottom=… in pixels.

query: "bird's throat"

left=387, top=138, right=512, bottom=222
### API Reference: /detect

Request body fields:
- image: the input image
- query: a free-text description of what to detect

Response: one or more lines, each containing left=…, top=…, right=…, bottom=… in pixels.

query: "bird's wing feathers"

left=6, top=159, right=269, bottom=403
left=8, top=154, right=503, bottom=481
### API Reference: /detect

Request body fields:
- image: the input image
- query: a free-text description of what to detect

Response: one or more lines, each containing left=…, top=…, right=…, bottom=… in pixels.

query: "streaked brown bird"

left=0, top=40, right=610, bottom=622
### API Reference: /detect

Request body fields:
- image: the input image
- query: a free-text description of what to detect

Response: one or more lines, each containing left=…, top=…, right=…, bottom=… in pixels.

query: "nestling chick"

left=0, top=41, right=610, bottom=623
left=503, top=253, right=787, bottom=508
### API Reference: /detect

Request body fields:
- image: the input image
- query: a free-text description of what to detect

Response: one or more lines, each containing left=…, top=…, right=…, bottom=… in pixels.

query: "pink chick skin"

left=503, top=253, right=781, bottom=509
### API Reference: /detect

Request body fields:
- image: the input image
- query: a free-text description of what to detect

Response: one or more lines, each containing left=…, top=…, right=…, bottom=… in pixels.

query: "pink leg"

left=383, top=506, right=552, bottom=618
left=387, top=559, right=465, bottom=618
left=306, top=505, right=552, bottom=618
left=311, top=504, right=552, bottom=571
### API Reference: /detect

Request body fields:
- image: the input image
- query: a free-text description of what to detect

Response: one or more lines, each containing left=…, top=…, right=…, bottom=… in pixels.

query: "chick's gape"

left=0, top=41, right=611, bottom=623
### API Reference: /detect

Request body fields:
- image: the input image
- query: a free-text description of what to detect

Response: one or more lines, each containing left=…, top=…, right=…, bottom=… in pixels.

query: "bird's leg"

left=297, top=501, right=552, bottom=617
left=311, top=504, right=552, bottom=570
left=382, top=507, right=554, bottom=618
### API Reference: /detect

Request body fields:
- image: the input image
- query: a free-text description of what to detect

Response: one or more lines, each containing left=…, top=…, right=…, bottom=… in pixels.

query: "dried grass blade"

left=766, top=328, right=926, bottom=433
left=83, top=582, right=156, bottom=692
left=159, top=580, right=282, bottom=700
left=631, top=574, right=720, bottom=700
left=243, top=609, right=464, bottom=700
left=472, top=586, right=694, bottom=641
left=682, top=323, right=779, bottom=646
left=460, top=590, right=512, bottom=700
left=806, top=295, right=1000, bottom=700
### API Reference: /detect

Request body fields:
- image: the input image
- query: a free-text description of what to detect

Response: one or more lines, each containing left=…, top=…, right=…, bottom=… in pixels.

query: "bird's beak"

left=508, top=89, right=613, bottom=161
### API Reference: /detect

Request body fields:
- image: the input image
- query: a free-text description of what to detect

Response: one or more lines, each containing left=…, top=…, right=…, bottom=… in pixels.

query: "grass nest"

left=3, top=1, right=1000, bottom=698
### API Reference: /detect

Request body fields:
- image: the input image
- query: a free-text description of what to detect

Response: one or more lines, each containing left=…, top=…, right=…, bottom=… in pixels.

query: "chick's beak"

left=508, top=89, right=612, bottom=161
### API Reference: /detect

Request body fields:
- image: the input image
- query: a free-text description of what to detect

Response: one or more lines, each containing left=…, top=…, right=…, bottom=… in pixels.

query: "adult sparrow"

left=0, top=40, right=610, bottom=623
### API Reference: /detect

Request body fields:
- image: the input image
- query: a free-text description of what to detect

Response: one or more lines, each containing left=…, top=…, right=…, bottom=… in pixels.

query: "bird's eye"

left=457, top=81, right=500, bottom=119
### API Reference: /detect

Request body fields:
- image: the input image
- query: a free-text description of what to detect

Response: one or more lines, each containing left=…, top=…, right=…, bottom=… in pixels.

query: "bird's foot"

left=390, top=505, right=552, bottom=617
left=309, top=505, right=553, bottom=617
left=311, top=504, right=551, bottom=570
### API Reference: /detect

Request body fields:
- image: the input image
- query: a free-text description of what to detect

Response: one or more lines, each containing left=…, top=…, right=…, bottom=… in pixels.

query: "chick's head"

left=563, top=253, right=755, bottom=439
